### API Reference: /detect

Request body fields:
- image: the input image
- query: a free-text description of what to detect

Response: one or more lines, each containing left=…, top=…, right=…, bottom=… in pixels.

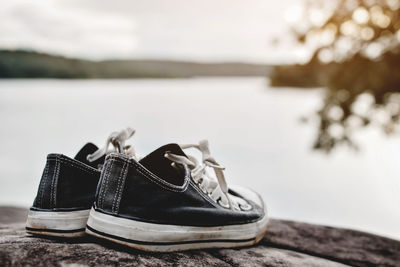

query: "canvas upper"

left=94, top=144, right=266, bottom=226
left=31, top=143, right=104, bottom=211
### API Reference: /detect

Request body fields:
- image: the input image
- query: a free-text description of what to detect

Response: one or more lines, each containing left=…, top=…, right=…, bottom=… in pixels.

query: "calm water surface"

left=0, top=78, right=399, bottom=239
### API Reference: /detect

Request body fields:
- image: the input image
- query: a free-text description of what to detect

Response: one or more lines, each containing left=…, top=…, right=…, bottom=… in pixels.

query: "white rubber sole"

left=26, top=209, right=90, bottom=237
left=86, top=208, right=269, bottom=252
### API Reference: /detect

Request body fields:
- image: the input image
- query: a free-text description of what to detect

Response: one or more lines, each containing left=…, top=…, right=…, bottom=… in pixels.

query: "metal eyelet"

left=239, top=203, right=252, bottom=211
left=217, top=199, right=230, bottom=209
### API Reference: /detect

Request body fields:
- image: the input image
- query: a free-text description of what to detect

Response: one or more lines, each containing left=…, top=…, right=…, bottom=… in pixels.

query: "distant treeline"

left=270, top=52, right=400, bottom=89
left=0, top=50, right=272, bottom=79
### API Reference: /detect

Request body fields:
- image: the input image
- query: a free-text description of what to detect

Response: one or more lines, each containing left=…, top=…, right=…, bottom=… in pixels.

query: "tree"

left=279, top=0, right=400, bottom=152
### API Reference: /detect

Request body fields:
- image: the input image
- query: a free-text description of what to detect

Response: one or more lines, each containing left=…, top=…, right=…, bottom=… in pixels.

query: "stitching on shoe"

left=50, top=157, right=56, bottom=208
left=112, top=161, right=126, bottom=213
left=115, top=160, right=129, bottom=213
left=111, top=163, right=119, bottom=213
left=47, top=154, right=99, bottom=175
left=98, top=160, right=108, bottom=209
left=134, top=162, right=190, bottom=191
left=53, top=155, right=61, bottom=208
left=107, top=154, right=190, bottom=192
left=189, top=180, right=220, bottom=208
left=100, top=159, right=114, bottom=209
left=38, top=159, right=50, bottom=207
left=50, top=155, right=60, bottom=208
left=134, top=167, right=187, bottom=193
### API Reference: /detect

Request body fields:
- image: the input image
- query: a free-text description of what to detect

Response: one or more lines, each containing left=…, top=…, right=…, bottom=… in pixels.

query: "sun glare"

left=360, top=27, right=375, bottom=40
left=340, top=20, right=360, bottom=37
left=352, top=7, right=370, bottom=24
left=370, top=6, right=391, bottom=28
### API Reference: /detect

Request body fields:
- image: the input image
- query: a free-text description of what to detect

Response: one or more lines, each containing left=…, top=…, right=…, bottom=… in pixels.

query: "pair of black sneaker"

left=26, top=128, right=268, bottom=252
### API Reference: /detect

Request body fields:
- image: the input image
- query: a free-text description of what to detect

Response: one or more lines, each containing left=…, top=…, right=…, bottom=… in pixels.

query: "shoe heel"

left=26, top=209, right=90, bottom=237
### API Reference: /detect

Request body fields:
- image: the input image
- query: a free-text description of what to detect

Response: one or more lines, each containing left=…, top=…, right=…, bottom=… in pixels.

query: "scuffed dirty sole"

left=26, top=209, right=90, bottom=238
left=85, top=208, right=269, bottom=252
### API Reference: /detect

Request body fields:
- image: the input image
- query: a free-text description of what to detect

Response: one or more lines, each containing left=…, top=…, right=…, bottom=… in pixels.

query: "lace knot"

left=87, top=127, right=136, bottom=162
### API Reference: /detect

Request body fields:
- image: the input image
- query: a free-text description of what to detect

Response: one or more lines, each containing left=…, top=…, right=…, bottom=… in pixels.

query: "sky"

left=0, top=0, right=299, bottom=63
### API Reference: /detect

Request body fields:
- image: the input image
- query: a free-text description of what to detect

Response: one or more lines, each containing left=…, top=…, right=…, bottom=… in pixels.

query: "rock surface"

left=0, top=206, right=399, bottom=266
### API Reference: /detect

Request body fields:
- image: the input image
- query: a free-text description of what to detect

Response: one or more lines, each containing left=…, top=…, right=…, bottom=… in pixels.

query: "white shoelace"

left=87, top=127, right=137, bottom=162
left=164, top=140, right=251, bottom=211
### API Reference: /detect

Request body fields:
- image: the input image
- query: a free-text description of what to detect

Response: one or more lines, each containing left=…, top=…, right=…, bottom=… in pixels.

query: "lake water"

left=0, top=78, right=399, bottom=240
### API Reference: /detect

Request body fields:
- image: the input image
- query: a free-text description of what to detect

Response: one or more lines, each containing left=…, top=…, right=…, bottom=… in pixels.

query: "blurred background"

left=1, top=0, right=399, bottom=240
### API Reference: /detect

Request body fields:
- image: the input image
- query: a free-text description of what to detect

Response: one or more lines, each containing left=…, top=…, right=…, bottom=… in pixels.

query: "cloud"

left=0, top=0, right=137, bottom=60
left=0, top=0, right=297, bottom=62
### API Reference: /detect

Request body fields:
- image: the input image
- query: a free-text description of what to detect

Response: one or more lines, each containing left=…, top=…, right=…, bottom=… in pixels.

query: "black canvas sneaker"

left=85, top=141, right=268, bottom=252
left=26, top=128, right=135, bottom=237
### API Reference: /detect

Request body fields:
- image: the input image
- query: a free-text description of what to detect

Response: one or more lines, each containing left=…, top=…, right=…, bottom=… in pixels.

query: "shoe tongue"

left=74, top=143, right=105, bottom=169
left=139, top=143, right=187, bottom=186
